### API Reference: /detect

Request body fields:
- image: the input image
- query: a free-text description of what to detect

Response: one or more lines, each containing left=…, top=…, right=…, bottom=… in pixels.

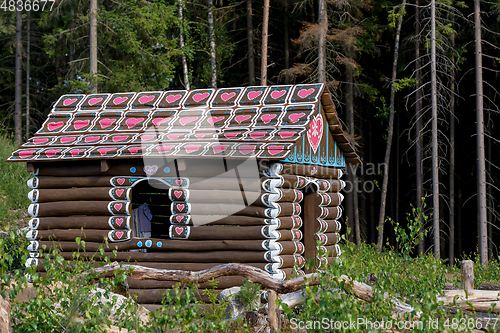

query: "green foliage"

left=200, top=278, right=230, bottom=323
left=235, top=279, right=261, bottom=312
left=0, top=228, right=29, bottom=275
left=387, top=3, right=406, bottom=28
left=393, top=77, right=417, bottom=92
left=389, top=197, right=431, bottom=258
left=0, top=133, right=31, bottom=227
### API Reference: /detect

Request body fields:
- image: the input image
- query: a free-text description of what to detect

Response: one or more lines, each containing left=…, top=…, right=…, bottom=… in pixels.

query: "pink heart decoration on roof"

left=261, top=114, right=276, bottom=124
left=235, top=115, right=251, bottom=124
left=99, top=119, right=116, bottom=129
left=185, top=145, right=200, bottom=153
left=166, top=94, right=182, bottom=103
left=193, top=92, right=209, bottom=102
left=61, top=137, right=76, bottom=143
left=298, top=88, right=314, bottom=98
left=97, top=148, right=115, bottom=156
left=19, top=150, right=35, bottom=158
left=63, top=98, right=77, bottom=106
left=45, top=149, right=62, bottom=158
left=125, top=118, right=144, bottom=129
left=288, top=113, right=305, bottom=123
left=85, top=136, right=100, bottom=143
left=247, top=91, right=262, bottom=100
left=113, top=97, right=128, bottom=105
left=74, top=120, right=89, bottom=130
left=271, top=90, right=286, bottom=99
left=221, top=92, right=236, bottom=102
left=88, top=97, right=103, bottom=106
left=138, top=95, right=155, bottom=104
left=179, top=117, right=198, bottom=126
left=33, top=138, right=49, bottom=144
left=208, top=116, right=224, bottom=125
left=47, top=122, right=64, bottom=131
left=152, top=118, right=171, bottom=127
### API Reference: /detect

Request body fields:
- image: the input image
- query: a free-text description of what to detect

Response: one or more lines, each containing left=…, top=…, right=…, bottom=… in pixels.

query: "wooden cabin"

left=8, top=84, right=360, bottom=305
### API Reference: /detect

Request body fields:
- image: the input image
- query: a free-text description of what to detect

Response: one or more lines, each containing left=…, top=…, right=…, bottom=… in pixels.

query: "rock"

left=219, top=287, right=245, bottom=319
left=479, top=282, right=500, bottom=291
left=0, top=295, right=11, bottom=333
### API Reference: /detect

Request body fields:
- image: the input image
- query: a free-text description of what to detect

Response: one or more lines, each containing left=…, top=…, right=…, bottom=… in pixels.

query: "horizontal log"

left=317, top=220, right=341, bottom=233
left=57, top=250, right=280, bottom=264
left=317, top=192, right=344, bottom=207
left=126, top=275, right=245, bottom=289
left=185, top=215, right=302, bottom=229
left=27, top=229, right=132, bottom=242
left=129, top=288, right=224, bottom=304
left=315, top=206, right=342, bottom=220
left=316, top=232, right=339, bottom=246
left=28, top=176, right=113, bottom=189
left=317, top=245, right=341, bottom=258
left=173, top=203, right=299, bottom=218
left=28, top=187, right=131, bottom=203
left=185, top=177, right=263, bottom=192
left=28, top=201, right=130, bottom=217
left=31, top=239, right=298, bottom=253
left=438, top=290, right=500, bottom=313
left=168, top=225, right=280, bottom=240
left=172, top=189, right=263, bottom=205
left=314, top=178, right=345, bottom=192
left=270, top=163, right=342, bottom=179
left=479, top=282, right=500, bottom=290
left=28, top=216, right=130, bottom=230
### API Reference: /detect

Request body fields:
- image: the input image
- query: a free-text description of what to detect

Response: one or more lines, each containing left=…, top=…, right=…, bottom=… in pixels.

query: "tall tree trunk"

left=179, top=0, right=190, bottom=90
left=90, top=0, right=98, bottom=93
left=449, top=30, right=456, bottom=266
left=317, top=0, right=327, bottom=83
left=247, top=0, right=255, bottom=85
left=69, top=8, right=75, bottom=82
left=415, top=0, right=425, bottom=255
left=284, top=0, right=290, bottom=84
left=345, top=67, right=355, bottom=242
left=430, top=0, right=440, bottom=258
left=261, top=0, right=270, bottom=85
left=208, top=0, right=217, bottom=88
left=377, top=0, right=406, bottom=251
left=25, top=12, right=30, bottom=141
left=15, top=9, right=22, bottom=145
left=474, top=0, right=488, bottom=264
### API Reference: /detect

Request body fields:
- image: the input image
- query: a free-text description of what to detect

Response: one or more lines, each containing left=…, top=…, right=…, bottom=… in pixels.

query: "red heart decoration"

left=152, top=118, right=171, bottom=127
left=114, top=203, right=123, bottom=211
left=221, top=92, right=236, bottom=101
left=250, top=132, right=266, bottom=139
left=239, top=145, right=255, bottom=155
left=185, top=145, right=200, bottom=153
left=99, top=118, right=116, bottom=129
left=306, top=114, right=323, bottom=153
left=144, top=165, right=158, bottom=175
left=33, top=138, right=49, bottom=144
left=115, top=231, right=124, bottom=239
left=125, top=118, right=144, bottom=129
left=212, top=145, right=228, bottom=154
left=167, top=133, right=182, bottom=140
left=19, top=150, right=35, bottom=158
left=156, top=145, right=174, bottom=154
left=176, top=180, right=183, bottom=186
left=208, top=116, right=224, bottom=125
left=116, top=218, right=124, bottom=226
left=176, top=204, right=185, bottom=211
left=174, top=190, right=183, bottom=198
left=47, top=122, right=64, bottom=131
left=247, top=91, right=262, bottom=100
left=117, top=178, right=125, bottom=185
left=70, top=149, right=86, bottom=157
left=112, top=135, right=128, bottom=142
left=175, top=227, right=183, bottom=235
left=235, top=115, right=251, bottom=124
left=128, top=147, right=141, bottom=155
left=278, top=131, right=295, bottom=139
left=288, top=113, right=305, bottom=123
left=224, top=132, right=238, bottom=139
left=268, top=146, right=284, bottom=156
left=115, top=189, right=124, bottom=197
left=97, top=148, right=114, bottom=156
left=85, top=136, right=100, bottom=143
left=45, top=149, right=61, bottom=158
left=271, top=90, right=286, bottom=99
left=261, top=114, right=276, bottom=124
left=179, top=117, right=198, bottom=126
left=176, top=216, right=184, bottom=223
left=113, top=97, right=128, bottom=105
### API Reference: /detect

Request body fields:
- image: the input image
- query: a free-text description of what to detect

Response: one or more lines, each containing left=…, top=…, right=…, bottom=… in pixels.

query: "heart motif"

left=268, top=146, right=284, bottom=156
left=115, top=218, right=124, bottom=226
left=88, top=97, right=103, bottom=106
left=278, top=131, right=295, bottom=139
left=139, top=95, right=155, bottom=104
left=70, top=149, right=86, bottom=157
left=141, top=134, right=155, bottom=141
left=298, top=178, right=304, bottom=186
left=63, top=98, right=77, bottom=106
left=196, top=133, right=209, bottom=139
left=250, top=132, right=266, bottom=139
left=157, top=145, right=174, bottom=154
left=235, top=115, right=251, bottom=124
left=208, top=116, right=224, bottom=125
left=221, top=92, right=236, bottom=101
left=288, top=113, right=305, bottom=123
left=176, top=216, right=184, bottom=223
left=112, top=135, right=128, bottom=142
left=311, top=167, right=317, bottom=175
left=115, top=231, right=124, bottom=239
left=113, top=97, right=128, bottom=105
left=271, top=90, right=286, bottom=99
left=99, top=118, right=116, bottom=129
left=45, top=149, right=61, bottom=158
left=125, top=118, right=144, bottom=129
left=261, top=114, right=276, bottom=124
left=33, top=138, right=49, bottom=144
left=212, top=145, right=228, bottom=154
left=176, top=180, right=183, bottom=186
left=117, top=178, right=125, bottom=185
left=298, top=88, right=314, bottom=98
left=47, top=122, right=64, bottom=131
left=144, top=165, right=158, bottom=175
left=176, top=204, right=185, bottom=211
left=323, top=181, right=328, bottom=188
left=297, top=243, right=303, bottom=251
left=295, top=231, right=300, bottom=238
left=224, top=132, right=238, bottom=139
left=166, top=94, right=182, bottom=103
left=295, top=205, right=300, bottom=213
left=19, top=150, right=35, bottom=158
left=174, top=190, right=183, bottom=198
left=247, top=91, right=262, bottom=100
left=167, top=133, right=182, bottom=140
left=175, top=227, right=183, bottom=235
left=128, top=147, right=141, bottom=155
left=85, top=136, right=100, bottom=143
left=60, top=137, right=76, bottom=143
left=114, top=203, right=123, bottom=211
left=115, top=189, right=124, bottom=197
left=193, top=92, right=209, bottom=102
left=185, top=145, right=200, bottom=153
left=306, top=114, right=323, bottom=153
left=152, top=118, right=171, bottom=127
left=179, top=117, right=198, bottom=126
left=239, top=145, right=255, bottom=155
left=97, top=148, right=114, bottom=156
left=74, top=120, right=90, bottom=130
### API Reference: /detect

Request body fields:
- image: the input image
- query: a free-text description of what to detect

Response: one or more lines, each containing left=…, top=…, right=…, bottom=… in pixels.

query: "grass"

left=0, top=133, right=31, bottom=229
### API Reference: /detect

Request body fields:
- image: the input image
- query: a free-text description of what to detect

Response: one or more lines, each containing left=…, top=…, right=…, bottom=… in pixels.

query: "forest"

left=1, top=0, right=499, bottom=265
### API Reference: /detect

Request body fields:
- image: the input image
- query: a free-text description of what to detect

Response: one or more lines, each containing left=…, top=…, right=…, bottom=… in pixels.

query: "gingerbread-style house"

left=8, top=84, right=360, bottom=305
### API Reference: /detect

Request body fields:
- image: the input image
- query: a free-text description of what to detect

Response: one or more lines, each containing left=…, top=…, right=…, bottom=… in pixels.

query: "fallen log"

left=479, top=282, right=500, bottom=291
left=438, top=289, right=500, bottom=313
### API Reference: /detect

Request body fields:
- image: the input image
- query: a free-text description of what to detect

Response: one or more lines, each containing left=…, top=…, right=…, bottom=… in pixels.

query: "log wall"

left=25, top=159, right=343, bottom=304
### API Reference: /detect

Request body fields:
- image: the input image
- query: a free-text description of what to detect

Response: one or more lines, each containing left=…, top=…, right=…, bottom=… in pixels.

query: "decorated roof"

left=8, top=84, right=360, bottom=165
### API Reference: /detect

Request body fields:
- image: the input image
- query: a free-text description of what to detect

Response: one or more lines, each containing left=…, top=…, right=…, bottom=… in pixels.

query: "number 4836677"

left=1, top=0, right=56, bottom=11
